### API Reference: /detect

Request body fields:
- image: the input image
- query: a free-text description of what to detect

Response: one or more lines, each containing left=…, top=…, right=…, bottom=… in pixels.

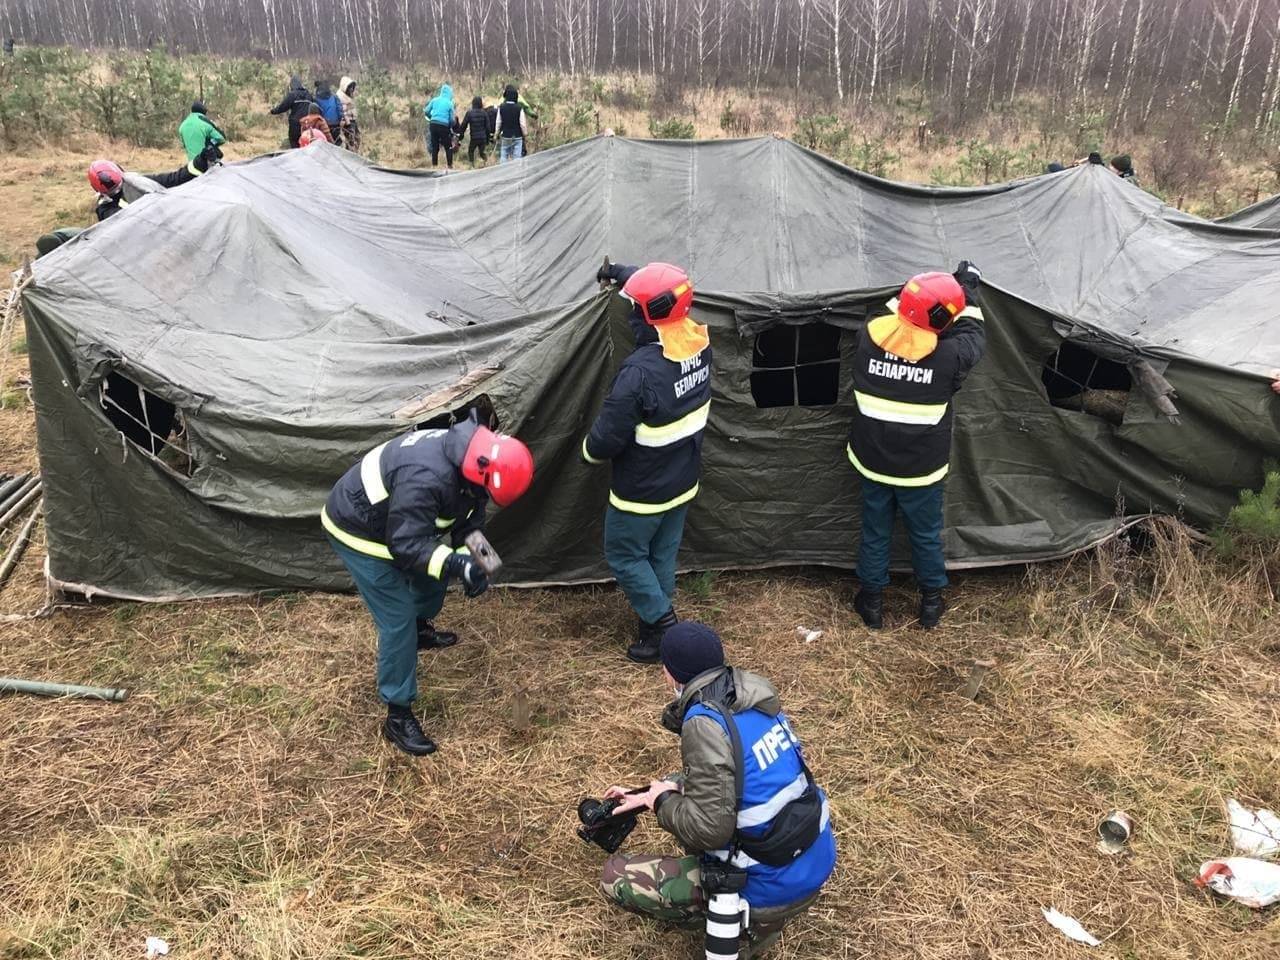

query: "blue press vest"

left=685, top=703, right=837, bottom=909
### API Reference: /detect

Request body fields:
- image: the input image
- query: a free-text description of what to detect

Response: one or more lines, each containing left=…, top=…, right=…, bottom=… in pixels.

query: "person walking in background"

left=424, top=83, right=458, bottom=169
left=337, top=75, right=361, bottom=152
left=177, top=101, right=225, bottom=171
left=315, top=80, right=344, bottom=147
left=497, top=85, right=526, bottom=163
left=270, top=75, right=314, bottom=148
left=461, top=96, right=492, bottom=166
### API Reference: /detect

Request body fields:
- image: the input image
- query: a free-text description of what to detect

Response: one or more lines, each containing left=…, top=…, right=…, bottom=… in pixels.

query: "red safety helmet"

left=298, top=128, right=330, bottom=147
left=462, top=426, right=534, bottom=507
left=87, top=159, right=125, bottom=197
left=621, top=262, right=694, bottom=326
left=897, top=272, right=966, bottom=332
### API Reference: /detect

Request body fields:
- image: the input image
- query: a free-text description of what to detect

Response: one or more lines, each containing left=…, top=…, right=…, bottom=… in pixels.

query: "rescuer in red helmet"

left=847, top=261, right=986, bottom=630
left=322, top=412, right=534, bottom=756
left=584, top=260, right=712, bottom=663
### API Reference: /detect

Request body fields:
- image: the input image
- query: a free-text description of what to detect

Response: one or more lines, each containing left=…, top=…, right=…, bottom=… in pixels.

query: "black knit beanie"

left=661, top=621, right=725, bottom=684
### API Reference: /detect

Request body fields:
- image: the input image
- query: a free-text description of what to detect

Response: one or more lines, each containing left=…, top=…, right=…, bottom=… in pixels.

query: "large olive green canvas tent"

left=22, top=137, right=1280, bottom=600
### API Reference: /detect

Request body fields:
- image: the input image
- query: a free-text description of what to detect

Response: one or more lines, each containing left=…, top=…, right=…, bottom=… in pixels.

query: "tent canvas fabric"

left=1218, top=192, right=1280, bottom=230
left=22, top=137, right=1280, bottom=600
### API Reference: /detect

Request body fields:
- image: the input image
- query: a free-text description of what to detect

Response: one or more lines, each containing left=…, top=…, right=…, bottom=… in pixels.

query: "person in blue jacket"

left=599, top=622, right=837, bottom=957
left=424, top=83, right=459, bottom=168
left=314, top=81, right=345, bottom=147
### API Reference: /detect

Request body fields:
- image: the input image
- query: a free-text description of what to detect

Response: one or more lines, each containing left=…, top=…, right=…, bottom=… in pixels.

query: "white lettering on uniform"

left=673, top=366, right=709, bottom=398
left=750, top=721, right=798, bottom=770
left=402, top=428, right=446, bottom=447
left=867, top=355, right=934, bottom=385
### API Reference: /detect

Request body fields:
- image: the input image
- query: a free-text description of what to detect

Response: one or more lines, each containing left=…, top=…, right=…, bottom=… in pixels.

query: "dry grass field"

left=2, top=79, right=1280, bottom=960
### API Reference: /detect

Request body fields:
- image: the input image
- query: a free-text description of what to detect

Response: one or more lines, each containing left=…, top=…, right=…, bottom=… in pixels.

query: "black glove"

left=953, top=260, right=982, bottom=296
left=443, top=552, right=489, bottom=598
left=596, top=258, right=619, bottom=285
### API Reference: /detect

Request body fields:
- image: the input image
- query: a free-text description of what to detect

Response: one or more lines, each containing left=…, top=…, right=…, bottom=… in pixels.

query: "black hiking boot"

left=416, top=619, right=459, bottom=650
left=918, top=589, right=946, bottom=630
left=383, top=706, right=438, bottom=756
left=853, top=589, right=884, bottom=629
left=627, top=609, right=678, bottom=664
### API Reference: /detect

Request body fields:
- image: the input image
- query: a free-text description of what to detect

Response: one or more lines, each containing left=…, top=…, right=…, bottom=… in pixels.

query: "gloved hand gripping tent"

left=21, top=137, right=1280, bottom=599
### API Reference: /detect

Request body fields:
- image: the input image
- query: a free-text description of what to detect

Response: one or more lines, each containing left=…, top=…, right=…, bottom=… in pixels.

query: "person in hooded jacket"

left=460, top=95, right=493, bottom=165
left=496, top=84, right=527, bottom=162
left=584, top=261, right=712, bottom=663
left=315, top=81, right=344, bottom=146
left=424, top=83, right=458, bottom=168
left=599, top=622, right=837, bottom=958
left=337, top=75, right=361, bottom=152
left=270, top=75, right=314, bottom=148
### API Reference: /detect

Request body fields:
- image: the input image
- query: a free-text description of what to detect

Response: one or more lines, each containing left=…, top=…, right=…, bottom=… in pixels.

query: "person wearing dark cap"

left=597, top=622, right=836, bottom=957
left=178, top=101, right=225, bottom=171
left=1109, top=154, right=1138, bottom=185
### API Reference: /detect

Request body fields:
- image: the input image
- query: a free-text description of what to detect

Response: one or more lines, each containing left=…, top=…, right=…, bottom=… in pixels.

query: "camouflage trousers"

left=600, top=852, right=793, bottom=957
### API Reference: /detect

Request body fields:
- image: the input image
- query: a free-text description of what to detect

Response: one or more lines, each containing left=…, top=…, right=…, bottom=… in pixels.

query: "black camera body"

left=577, top=796, right=640, bottom=853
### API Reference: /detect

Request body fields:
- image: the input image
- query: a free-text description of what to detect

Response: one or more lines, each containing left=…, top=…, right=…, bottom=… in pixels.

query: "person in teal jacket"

left=177, top=101, right=225, bottom=170
left=423, top=83, right=458, bottom=168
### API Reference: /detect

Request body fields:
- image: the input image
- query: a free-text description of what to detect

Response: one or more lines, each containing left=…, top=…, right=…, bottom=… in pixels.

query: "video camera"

left=576, top=793, right=642, bottom=853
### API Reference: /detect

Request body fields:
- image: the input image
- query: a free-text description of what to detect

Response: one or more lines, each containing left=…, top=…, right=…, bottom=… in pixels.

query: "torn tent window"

left=750, top=323, right=842, bottom=408
left=1042, top=341, right=1132, bottom=425
left=417, top=394, right=497, bottom=432
left=98, top=372, right=194, bottom=474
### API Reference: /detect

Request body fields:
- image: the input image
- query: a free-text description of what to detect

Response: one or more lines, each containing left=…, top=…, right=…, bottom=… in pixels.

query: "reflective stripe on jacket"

left=684, top=702, right=837, bottom=909
left=584, top=335, right=713, bottom=514
left=322, top=421, right=486, bottom=575
left=846, top=303, right=986, bottom=486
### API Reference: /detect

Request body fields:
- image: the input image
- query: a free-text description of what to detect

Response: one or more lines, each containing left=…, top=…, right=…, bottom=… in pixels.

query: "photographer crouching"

left=586, top=622, right=836, bottom=957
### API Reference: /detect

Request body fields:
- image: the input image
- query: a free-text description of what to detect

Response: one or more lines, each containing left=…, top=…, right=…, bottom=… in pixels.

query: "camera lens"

left=577, top=798, right=600, bottom=823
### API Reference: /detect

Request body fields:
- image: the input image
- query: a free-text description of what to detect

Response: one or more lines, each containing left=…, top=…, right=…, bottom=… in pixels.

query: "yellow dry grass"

left=2, top=85, right=1280, bottom=960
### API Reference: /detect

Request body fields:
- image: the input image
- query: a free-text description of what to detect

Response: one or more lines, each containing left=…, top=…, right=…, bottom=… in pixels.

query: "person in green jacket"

left=178, top=101, right=226, bottom=170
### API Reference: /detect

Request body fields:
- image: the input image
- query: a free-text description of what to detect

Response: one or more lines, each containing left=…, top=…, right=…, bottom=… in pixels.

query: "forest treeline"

left=6, top=0, right=1280, bottom=137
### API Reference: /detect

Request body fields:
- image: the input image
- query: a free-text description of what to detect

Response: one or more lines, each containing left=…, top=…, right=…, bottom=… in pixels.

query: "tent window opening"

left=99, top=372, right=194, bottom=475
left=1042, top=341, right=1132, bottom=425
left=750, top=323, right=842, bottom=408
left=416, top=395, right=497, bottom=432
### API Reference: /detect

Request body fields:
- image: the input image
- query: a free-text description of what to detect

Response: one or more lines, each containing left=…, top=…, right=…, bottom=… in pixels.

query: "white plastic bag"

left=1227, top=799, right=1280, bottom=857
left=1196, top=857, right=1280, bottom=908
left=1041, top=907, right=1101, bottom=946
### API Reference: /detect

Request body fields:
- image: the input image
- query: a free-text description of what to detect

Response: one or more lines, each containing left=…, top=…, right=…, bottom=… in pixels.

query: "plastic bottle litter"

left=1195, top=857, right=1280, bottom=908
left=1041, top=907, right=1101, bottom=946
left=1227, top=799, right=1280, bottom=857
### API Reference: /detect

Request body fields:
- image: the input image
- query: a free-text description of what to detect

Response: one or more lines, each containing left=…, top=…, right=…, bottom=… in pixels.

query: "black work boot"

left=416, top=619, right=459, bottom=650
left=627, top=609, right=677, bottom=664
left=918, top=588, right=946, bottom=630
left=853, top=589, right=884, bottom=629
left=383, top=705, right=437, bottom=756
